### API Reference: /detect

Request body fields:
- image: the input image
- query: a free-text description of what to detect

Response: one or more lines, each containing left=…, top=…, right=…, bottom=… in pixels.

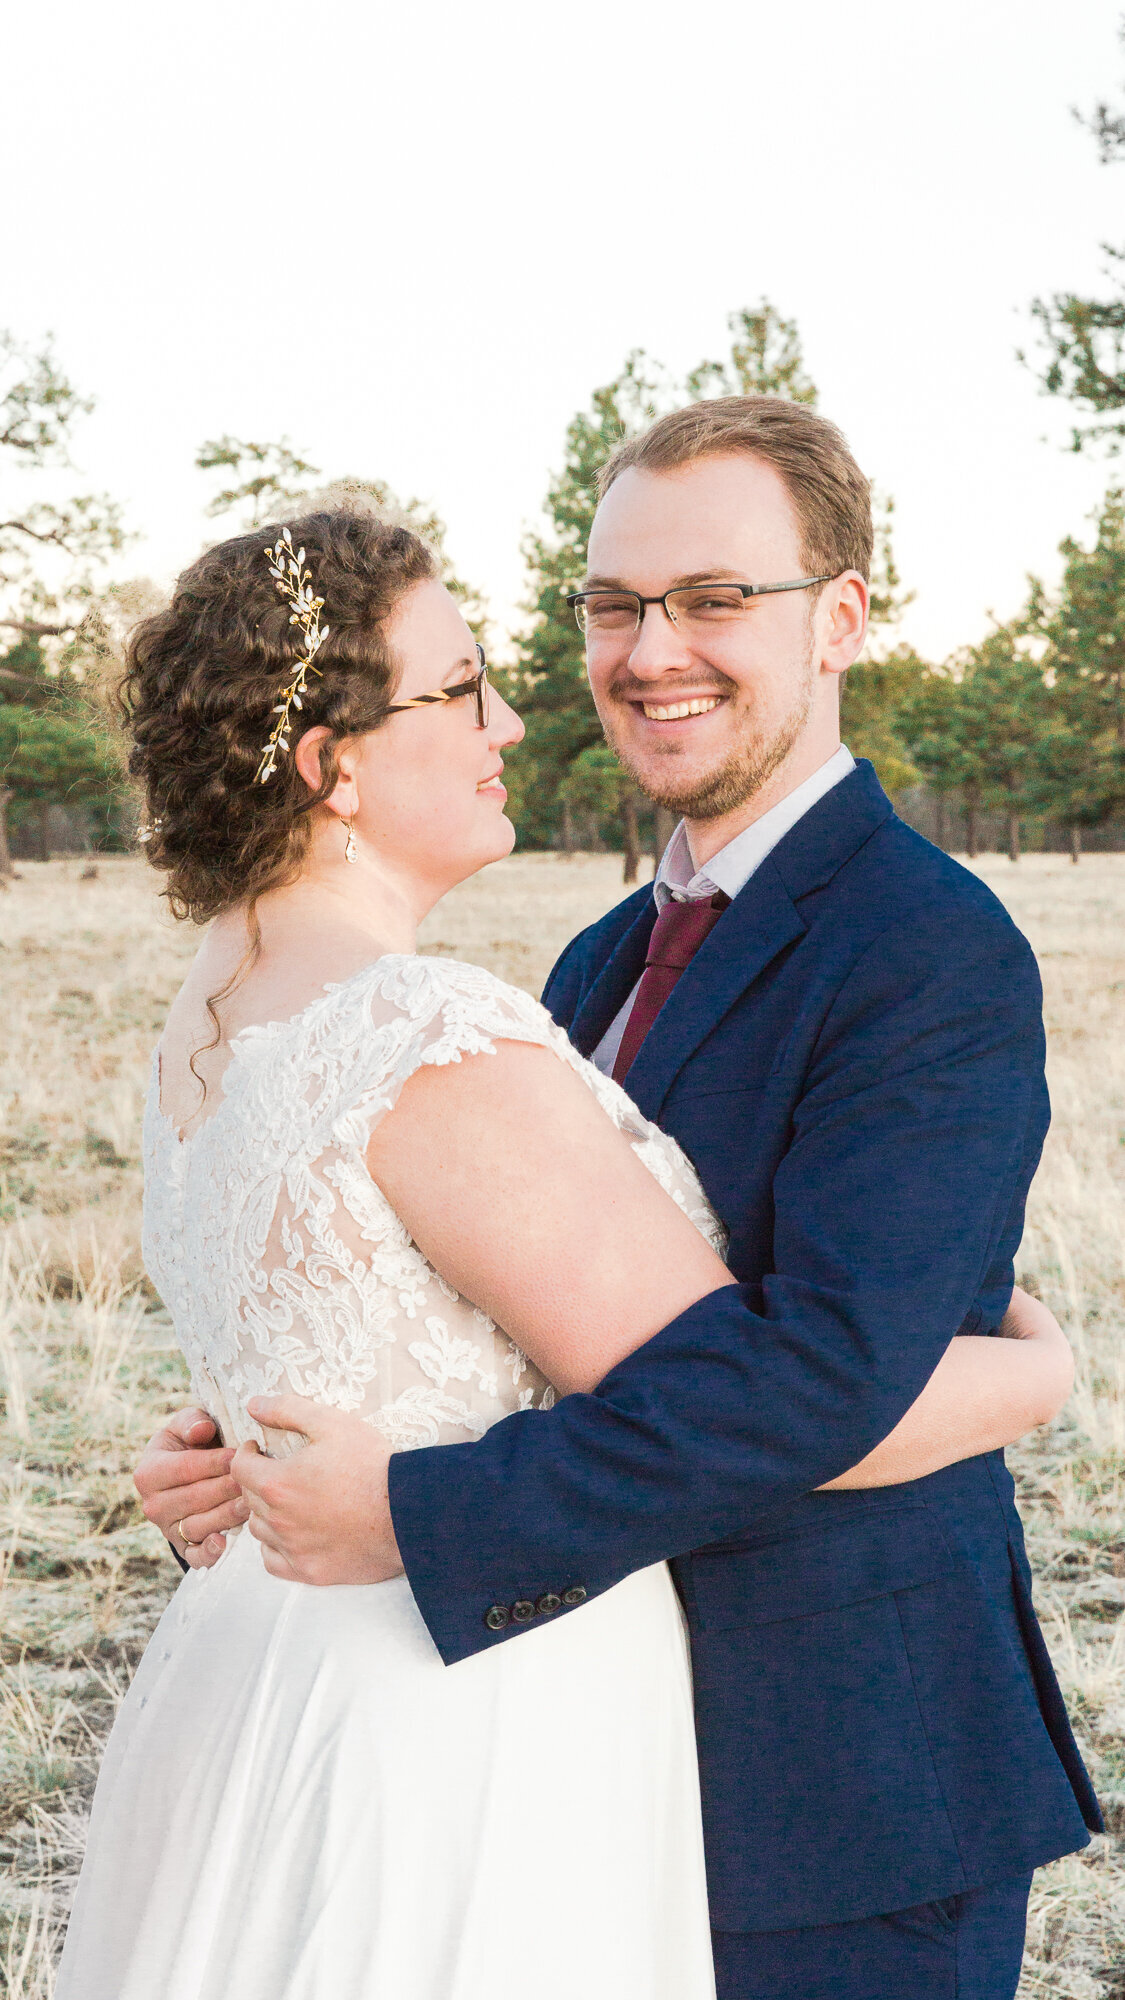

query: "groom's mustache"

left=607, top=669, right=740, bottom=703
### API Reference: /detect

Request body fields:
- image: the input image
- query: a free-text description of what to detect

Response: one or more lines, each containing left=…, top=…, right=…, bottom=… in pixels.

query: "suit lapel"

left=569, top=895, right=657, bottom=1056
left=623, top=859, right=805, bottom=1120
left=622, top=761, right=896, bottom=1121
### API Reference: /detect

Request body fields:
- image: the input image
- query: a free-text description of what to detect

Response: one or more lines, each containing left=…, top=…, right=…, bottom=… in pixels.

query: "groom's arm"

left=389, top=905, right=1049, bottom=1665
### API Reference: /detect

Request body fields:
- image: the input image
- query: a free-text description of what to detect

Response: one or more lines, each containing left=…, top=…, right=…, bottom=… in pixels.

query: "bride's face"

left=346, top=579, right=524, bottom=896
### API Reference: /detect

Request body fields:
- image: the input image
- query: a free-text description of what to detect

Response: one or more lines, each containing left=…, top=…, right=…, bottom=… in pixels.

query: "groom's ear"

left=817, top=571, right=868, bottom=678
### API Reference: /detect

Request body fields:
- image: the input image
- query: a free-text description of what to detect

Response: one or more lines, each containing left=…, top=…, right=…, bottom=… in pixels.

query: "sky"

left=3, top=0, right=1124, bottom=663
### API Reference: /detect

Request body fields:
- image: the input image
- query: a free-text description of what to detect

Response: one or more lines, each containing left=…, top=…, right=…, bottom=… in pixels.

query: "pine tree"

left=1036, top=489, right=1125, bottom=854
left=0, top=668, right=124, bottom=866
left=898, top=664, right=987, bottom=854
left=1027, top=22, right=1125, bottom=452
left=897, top=626, right=1053, bottom=863
left=955, top=627, right=1052, bottom=862
left=503, top=354, right=664, bottom=853
left=840, top=647, right=926, bottom=800
left=0, top=332, right=127, bottom=645
left=0, top=335, right=132, bottom=868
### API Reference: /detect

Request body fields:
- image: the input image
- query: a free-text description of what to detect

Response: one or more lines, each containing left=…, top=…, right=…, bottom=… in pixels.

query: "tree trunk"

left=37, top=800, right=51, bottom=863
left=965, top=799, right=979, bottom=860
left=651, top=805, right=677, bottom=867
left=0, top=787, right=12, bottom=882
left=621, top=790, right=640, bottom=884
left=560, top=802, right=577, bottom=855
left=1007, top=811, right=1021, bottom=864
left=934, top=794, right=947, bottom=852
left=1069, top=824, right=1082, bottom=865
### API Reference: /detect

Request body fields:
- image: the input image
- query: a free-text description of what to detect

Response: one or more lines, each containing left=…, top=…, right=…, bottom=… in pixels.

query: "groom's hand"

left=236, top=1395, right=404, bottom=1586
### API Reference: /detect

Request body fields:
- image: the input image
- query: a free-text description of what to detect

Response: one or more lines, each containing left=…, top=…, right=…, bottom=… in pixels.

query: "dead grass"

left=0, top=850, right=1122, bottom=1996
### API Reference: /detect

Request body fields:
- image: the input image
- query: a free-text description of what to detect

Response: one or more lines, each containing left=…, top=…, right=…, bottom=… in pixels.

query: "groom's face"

left=584, top=452, right=843, bottom=822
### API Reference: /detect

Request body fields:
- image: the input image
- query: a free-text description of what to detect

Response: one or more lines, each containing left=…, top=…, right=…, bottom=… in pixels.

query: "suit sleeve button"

left=484, top=1604, right=510, bottom=1631
left=537, top=1593, right=562, bottom=1615
left=561, top=1585, right=587, bottom=1607
left=511, top=1599, right=536, bottom=1623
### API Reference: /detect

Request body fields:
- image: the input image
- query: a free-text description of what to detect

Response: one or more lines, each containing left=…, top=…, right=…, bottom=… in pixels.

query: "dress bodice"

left=142, top=953, right=724, bottom=1459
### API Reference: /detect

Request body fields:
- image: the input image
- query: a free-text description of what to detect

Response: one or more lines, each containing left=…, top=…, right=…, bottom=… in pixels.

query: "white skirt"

left=57, top=1529, right=716, bottom=2000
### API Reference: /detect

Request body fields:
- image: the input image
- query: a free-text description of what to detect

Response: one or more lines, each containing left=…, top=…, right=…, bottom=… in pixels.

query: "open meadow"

left=0, top=850, right=1123, bottom=1996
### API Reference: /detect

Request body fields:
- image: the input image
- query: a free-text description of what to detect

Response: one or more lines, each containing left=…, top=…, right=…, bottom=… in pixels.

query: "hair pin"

left=255, top=526, right=329, bottom=784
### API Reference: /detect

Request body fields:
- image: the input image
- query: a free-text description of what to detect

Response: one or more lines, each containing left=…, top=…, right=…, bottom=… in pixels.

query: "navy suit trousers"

left=712, top=1873, right=1033, bottom=2000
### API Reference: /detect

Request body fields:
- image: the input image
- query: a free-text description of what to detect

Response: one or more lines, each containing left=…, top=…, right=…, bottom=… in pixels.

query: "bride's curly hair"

left=120, top=508, right=437, bottom=925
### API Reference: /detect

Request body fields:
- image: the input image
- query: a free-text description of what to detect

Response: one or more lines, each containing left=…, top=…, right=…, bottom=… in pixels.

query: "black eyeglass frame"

left=384, top=643, right=490, bottom=728
left=566, top=576, right=837, bottom=635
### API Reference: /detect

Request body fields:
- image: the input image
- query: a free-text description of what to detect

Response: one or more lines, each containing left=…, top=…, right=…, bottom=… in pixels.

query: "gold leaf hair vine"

left=255, top=525, right=330, bottom=783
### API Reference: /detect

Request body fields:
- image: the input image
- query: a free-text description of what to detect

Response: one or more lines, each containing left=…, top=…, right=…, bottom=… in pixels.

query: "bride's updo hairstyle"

left=121, top=508, right=437, bottom=923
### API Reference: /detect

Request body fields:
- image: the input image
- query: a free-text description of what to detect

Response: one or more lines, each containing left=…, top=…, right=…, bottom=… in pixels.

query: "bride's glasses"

left=385, top=643, right=490, bottom=729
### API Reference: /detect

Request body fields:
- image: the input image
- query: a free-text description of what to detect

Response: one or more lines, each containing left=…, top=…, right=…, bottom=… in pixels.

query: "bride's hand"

left=820, top=1285, right=1073, bottom=1490
left=998, top=1283, right=1065, bottom=1346
left=235, top=1395, right=404, bottom=1585
left=134, top=1407, right=248, bottom=1568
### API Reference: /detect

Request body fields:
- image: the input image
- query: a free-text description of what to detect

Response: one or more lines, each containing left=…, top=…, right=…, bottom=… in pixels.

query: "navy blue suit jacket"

left=390, top=762, right=1101, bottom=1932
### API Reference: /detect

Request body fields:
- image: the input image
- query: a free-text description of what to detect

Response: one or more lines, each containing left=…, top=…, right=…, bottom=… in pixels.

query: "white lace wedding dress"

left=57, top=955, right=720, bottom=2000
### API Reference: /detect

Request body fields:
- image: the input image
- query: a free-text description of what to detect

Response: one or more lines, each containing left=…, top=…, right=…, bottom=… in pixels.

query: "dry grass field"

left=0, top=849, right=1123, bottom=1996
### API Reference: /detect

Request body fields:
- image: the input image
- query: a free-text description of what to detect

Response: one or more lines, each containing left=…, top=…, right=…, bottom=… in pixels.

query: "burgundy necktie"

left=611, top=892, right=730, bottom=1084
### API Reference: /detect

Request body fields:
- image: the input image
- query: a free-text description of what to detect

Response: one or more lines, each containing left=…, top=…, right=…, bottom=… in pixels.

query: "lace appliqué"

left=142, top=955, right=724, bottom=1465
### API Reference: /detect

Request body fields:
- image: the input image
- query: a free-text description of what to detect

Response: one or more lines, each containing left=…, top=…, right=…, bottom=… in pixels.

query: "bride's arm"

left=369, top=1042, right=1066, bottom=1481
left=819, top=1287, right=1072, bottom=1489
left=368, top=1039, right=737, bottom=1396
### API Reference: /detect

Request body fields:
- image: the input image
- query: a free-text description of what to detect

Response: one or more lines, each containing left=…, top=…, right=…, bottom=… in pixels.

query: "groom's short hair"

left=598, top=396, right=873, bottom=584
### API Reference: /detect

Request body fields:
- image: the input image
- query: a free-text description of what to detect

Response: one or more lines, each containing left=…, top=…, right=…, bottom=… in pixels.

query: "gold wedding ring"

left=177, top=1519, right=198, bottom=1549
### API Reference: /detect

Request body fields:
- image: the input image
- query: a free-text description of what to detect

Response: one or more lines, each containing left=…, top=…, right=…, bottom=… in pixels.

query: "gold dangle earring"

left=343, top=819, right=358, bottom=865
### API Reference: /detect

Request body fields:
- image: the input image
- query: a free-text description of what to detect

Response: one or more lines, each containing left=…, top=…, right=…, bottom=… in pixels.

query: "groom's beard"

left=602, top=652, right=817, bottom=824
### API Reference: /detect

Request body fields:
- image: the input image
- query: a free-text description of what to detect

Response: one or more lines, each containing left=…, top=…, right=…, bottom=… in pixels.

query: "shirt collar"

left=654, top=745, right=856, bottom=907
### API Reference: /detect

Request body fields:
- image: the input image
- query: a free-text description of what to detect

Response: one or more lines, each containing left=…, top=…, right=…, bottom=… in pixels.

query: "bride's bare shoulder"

left=161, top=912, right=404, bottom=1058
left=156, top=912, right=396, bottom=1128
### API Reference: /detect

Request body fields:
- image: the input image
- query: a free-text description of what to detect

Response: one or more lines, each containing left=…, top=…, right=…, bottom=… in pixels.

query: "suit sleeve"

left=389, top=908, right=1049, bottom=1664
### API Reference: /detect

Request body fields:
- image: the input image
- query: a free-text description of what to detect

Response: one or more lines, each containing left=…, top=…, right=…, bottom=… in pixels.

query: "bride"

left=56, top=507, right=1072, bottom=2000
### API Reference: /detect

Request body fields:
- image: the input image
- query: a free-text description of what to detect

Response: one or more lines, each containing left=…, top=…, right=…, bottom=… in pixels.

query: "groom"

left=139, top=397, right=1101, bottom=1998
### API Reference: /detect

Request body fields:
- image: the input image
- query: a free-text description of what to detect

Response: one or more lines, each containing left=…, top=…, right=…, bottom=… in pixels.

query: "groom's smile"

left=640, top=694, right=723, bottom=721
left=616, top=676, right=736, bottom=733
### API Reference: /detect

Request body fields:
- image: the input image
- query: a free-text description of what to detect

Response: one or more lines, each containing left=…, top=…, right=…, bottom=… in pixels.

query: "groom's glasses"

left=568, top=577, right=836, bottom=638
left=384, top=643, right=490, bottom=729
